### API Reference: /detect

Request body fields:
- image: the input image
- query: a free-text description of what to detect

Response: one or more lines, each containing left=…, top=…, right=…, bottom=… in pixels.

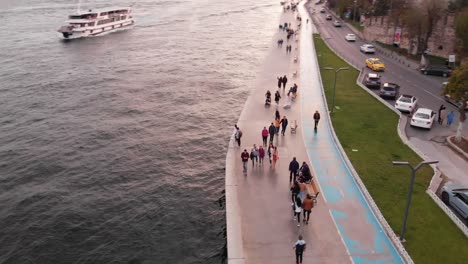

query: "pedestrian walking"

left=267, top=143, right=274, bottom=164
left=258, top=146, right=265, bottom=164
left=275, top=109, right=281, bottom=120
left=289, top=157, right=300, bottom=184
left=274, top=118, right=281, bottom=135
left=447, top=111, right=455, bottom=126
left=268, top=122, right=276, bottom=143
left=282, top=75, right=288, bottom=89
left=293, top=235, right=307, bottom=264
left=234, top=125, right=243, bottom=147
left=261, top=126, right=269, bottom=146
left=302, top=194, right=314, bottom=225
left=250, top=144, right=258, bottom=166
left=274, top=90, right=281, bottom=104
left=277, top=76, right=283, bottom=89
left=292, top=196, right=302, bottom=227
left=438, top=104, right=446, bottom=124
left=241, top=149, right=249, bottom=174
left=272, top=146, right=279, bottom=169
left=281, top=116, right=288, bottom=136
left=440, top=108, right=447, bottom=126
left=313, top=110, right=320, bottom=130
left=291, top=180, right=300, bottom=203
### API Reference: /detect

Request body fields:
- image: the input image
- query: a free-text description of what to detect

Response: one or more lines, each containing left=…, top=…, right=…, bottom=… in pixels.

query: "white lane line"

left=329, top=209, right=355, bottom=264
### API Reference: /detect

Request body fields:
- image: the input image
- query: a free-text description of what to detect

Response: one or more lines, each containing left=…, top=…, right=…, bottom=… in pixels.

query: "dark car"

left=364, top=73, right=381, bottom=89
left=379, top=83, right=400, bottom=100
left=420, top=65, right=452, bottom=77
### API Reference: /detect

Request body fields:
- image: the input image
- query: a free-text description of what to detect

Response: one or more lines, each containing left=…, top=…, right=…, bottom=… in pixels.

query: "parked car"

left=360, top=44, right=375, bottom=54
left=326, top=14, right=332, bottom=20
left=345, top=33, right=356, bottom=41
left=320, top=8, right=326, bottom=13
left=379, top=83, right=400, bottom=100
left=441, top=184, right=468, bottom=223
left=333, top=20, right=342, bottom=27
left=420, top=65, right=452, bottom=77
left=365, top=58, right=385, bottom=71
left=364, top=73, right=381, bottom=89
left=410, top=108, right=435, bottom=129
left=395, top=94, right=418, bottom=113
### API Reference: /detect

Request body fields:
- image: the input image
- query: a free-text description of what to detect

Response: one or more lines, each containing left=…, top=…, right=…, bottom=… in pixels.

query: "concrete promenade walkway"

left=225, top=1, right=405, bottom=264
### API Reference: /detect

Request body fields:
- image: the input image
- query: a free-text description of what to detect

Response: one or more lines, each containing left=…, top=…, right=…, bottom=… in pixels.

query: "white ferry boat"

left=57, top=7, right=135, bottom=39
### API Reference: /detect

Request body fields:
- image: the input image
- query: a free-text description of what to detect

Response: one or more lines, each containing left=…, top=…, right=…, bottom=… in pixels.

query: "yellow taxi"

left=365, top=58, right=385, bottom=72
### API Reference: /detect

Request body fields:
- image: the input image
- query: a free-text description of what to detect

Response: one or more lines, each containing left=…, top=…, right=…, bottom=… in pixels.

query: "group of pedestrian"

left=277, top=38, right=284, bottom=47
left=286, top=44, right=292, bottom=53
left=292, top=192, right=315, bottom=227
left=277, top=75, right=288, bottom=89
left=438, top=104, right=455, bottom=126
left=242, top=139, right=279, bottom=173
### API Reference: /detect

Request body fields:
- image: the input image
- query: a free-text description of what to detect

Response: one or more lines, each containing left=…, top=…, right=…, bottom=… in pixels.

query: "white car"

left=410, top=108, right=436, bottom=129
left=333, top=20, right=342, bottom=27
left=360, top=44, right=375, bottom=54
left=320, top=8, right=326, bottom=13
left=395, top=94, right=417, bottom=113
left=345, top=33, right=356, bottom=41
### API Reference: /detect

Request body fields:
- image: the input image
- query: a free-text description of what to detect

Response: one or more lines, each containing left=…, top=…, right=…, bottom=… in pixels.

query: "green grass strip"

left=313, top=34, right=467, bottom=264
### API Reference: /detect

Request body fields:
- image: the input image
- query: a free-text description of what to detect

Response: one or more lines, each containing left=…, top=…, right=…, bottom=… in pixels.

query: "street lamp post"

left=322, top=67, right=349, bottom=113
left=392, top=160, right=439, bottom=242
left=353, top=0, right=357, bottom=22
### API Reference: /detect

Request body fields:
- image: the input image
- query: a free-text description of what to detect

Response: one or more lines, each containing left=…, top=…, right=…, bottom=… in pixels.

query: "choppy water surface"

left=0, top=0, right=280, bottom=263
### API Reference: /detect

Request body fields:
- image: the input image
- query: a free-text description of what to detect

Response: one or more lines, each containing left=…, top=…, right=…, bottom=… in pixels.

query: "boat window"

left=88, top=22, right=95, bottom=26
left=100, top=12, right=108, bottom=16
left=69, top=15, right=82, bottom=19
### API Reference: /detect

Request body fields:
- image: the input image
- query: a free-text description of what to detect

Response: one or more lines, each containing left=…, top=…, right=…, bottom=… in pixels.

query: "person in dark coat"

left=291, top=180, right=300, bottom=203
left=313, top=110, right=320, bottom=129
left=281, top=116, right=288, bottom=136
left=289, top=157, right=300, bottom=183
left=274, top=91, right=281, bottom=104
left=268, top=122, right=276, bottom=143
left=438, top=104, right=446, bottom=124
left=277, top=76, right=283, bottom=89
left=282, top=75, right=288, bottom=89
left=275, top=110, right=281, bottom=120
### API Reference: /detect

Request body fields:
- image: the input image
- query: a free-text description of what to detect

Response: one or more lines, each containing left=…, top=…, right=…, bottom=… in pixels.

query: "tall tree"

left=421, top=0, right=446, bottom=52
left=455, top=8, right=468, bottom=56
left=442, top=63, right=468, bottom=142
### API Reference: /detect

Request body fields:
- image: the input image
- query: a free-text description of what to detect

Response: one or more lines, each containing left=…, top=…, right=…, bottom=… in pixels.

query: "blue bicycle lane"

left=297, top=3, right=404, bottom=264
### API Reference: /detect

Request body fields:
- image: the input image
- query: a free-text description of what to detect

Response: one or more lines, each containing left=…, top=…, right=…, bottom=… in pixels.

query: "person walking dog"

left=281, top=116, right=288, bottom=136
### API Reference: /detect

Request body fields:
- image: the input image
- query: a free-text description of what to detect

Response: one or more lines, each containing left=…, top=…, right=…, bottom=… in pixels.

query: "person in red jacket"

left=241, top=149, right=249, bottom=174
left=258, top=146, right=265, bottom=165
left=261, top=127, right=269, bottom=146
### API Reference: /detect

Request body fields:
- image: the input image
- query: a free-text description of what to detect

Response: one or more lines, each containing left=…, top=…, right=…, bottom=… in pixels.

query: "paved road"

left=307, top=3, right=468, bottom=191
left=308, top=3, right=467, bottom=142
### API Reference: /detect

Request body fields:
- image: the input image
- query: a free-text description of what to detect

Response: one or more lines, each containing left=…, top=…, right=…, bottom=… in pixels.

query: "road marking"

left=329, top=210, right=355, bottom=264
